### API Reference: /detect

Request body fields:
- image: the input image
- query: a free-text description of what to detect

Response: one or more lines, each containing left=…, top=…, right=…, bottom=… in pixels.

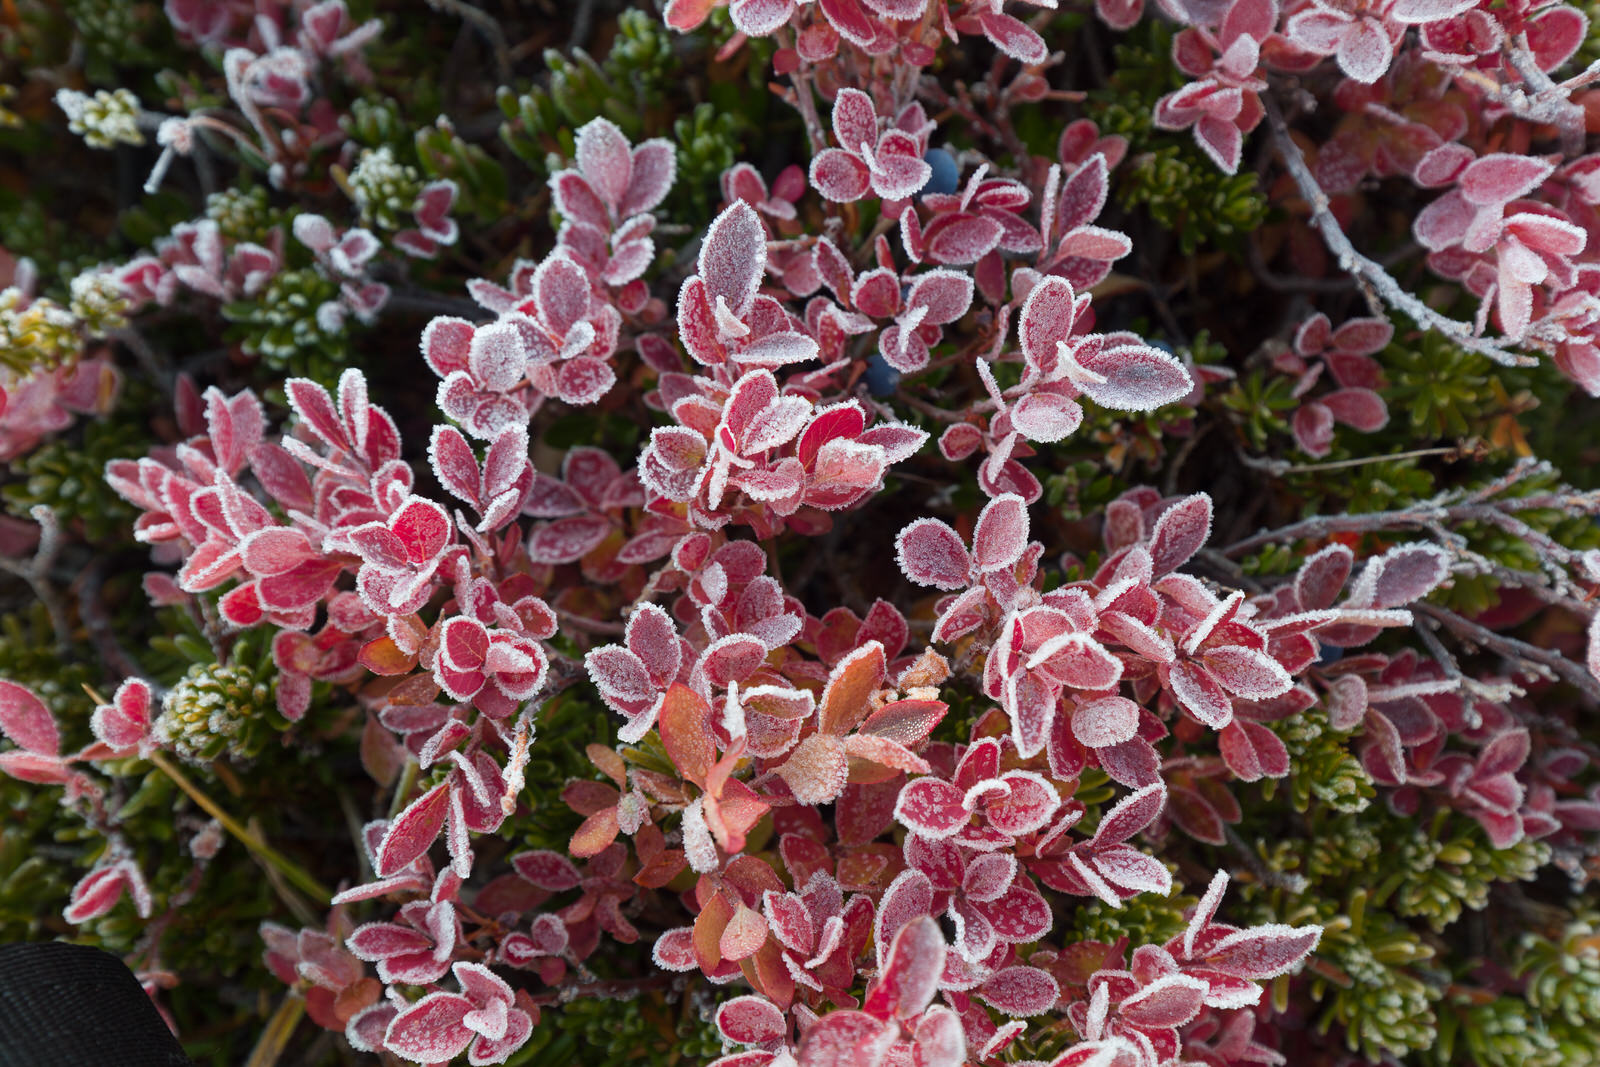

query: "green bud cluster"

left=204, top=187, right=280, bottom=246
left=2, top=414, right=141, bottom=539
left=155, top=661, right=274, bottom=763
left=223, top=267, right=347, bottom=372
left=348, top=146, right=423, bottom=232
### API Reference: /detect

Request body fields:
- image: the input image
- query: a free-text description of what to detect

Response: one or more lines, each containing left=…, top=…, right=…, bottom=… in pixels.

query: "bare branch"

left=1264, top=94, right=1537, bottom=370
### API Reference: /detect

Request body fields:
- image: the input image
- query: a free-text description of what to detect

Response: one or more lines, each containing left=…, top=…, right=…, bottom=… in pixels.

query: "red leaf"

left=1093, top=781, right=1166, bottom=846
left=819, top=641, right=886, bottom=736
left=717, top=995, right=786, bottom=1044
left=893, top=777, right=969, bottom=838
left=569, top=807, right=622, bottom=858
left=652, top=927, right=699, bottom=971
left=1219, top=720, right=1291, bottom=781
left=1202, top=647, right=1291, bottom=700
left=863, top=914, right=945, bottom=1020
left=1119, top=973, right=1208, bottom=1028
left=376, top=783, right=450, bottom=876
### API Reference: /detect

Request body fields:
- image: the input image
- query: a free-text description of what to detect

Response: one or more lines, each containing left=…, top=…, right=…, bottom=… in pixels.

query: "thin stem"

left=388, top=758, right=420, bottom=821
left=424, top=0, right=512, bottom=84
left=1416, top=603, right=1600, bottom=702
left=0, top=506, right=71, bottom=651
left=243, top=992, right=306, bottom=1067
left=147, top=751, right=332, bottom=906
left=775, top=29, right=828, bottom=157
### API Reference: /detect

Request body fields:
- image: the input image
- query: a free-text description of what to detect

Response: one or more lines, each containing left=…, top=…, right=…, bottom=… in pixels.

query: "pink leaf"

left=529, top=514, right=612, bottom=564
left=905, top=270, right=974, bottom=325
left=1147, top=494, right=1211, bottom=575
left=875, top=868, right=935, bottom=961
left=700, top=202, right=766, bottom=318
left=622, top=140, right=677, bottom=217
left=1370, top=543, right=1451, bottom=608
left=796, top=1010, right=892, bottom=1067
left=924, top=214, right=1004, bottom=265
left=1072, top=696, right=1140, bottom=748
left=830, top=88, right=879, bottom=154
left=1092, top=844, right=1172, bottom=895
left=1019, top=277, right=1077, bottom=368
left=977, top=966, right=1059, bottom=1017
left=1203, top=646, right=1292, bottom=699
left=1168, top=660, right=1234, bottom=729
left=1201, top=924, right=1322, bottom=979
left=1336, top=17, right=1394, bottom=83
left=1077, top=344, right=1194, bottom=412
left=64, top=865, right=134, bottom=924
left=383, top=992, right=475, bottom=1063
left=980, top=9, right=1047, bottom=64
left=895, top=519, right=971, bottom=590
left=972, top=493, right=1028, bottom=571
left=1321, top=388, right=1388, bottom=432
left=1391, top=0, right=1477, bottom=21
left=0, top=680, right=59, bottom=755
left=911, top=1007, right=965, bottom=1067
left=1295, top=544, right=1353, bottom=609
left=574, top=118, right=632, bottom=216
left=511, top=850, right=583, bottom=891
left=1459, top=154, right=1555, bottom=206
left=1010, top=393, right=1083, bottom=443
left=810, top=149, right=873, bottom=203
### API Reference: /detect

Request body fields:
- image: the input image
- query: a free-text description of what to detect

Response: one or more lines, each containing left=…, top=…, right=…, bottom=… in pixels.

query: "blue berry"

left=919, top=147, right=959, bottom=197
left=865, top=353, right=901, bottom=398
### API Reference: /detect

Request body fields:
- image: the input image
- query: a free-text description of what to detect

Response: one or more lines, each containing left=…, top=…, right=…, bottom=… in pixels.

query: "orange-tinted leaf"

left=819, top=642, right=887, bottom=737
left=359, top=636, right=416, bottom=676
left=660, top=684, right=715, bottom=788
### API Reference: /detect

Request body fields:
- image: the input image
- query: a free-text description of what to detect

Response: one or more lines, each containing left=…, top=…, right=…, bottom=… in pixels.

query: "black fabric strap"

left=0, top=942, right=192, bottom=1066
